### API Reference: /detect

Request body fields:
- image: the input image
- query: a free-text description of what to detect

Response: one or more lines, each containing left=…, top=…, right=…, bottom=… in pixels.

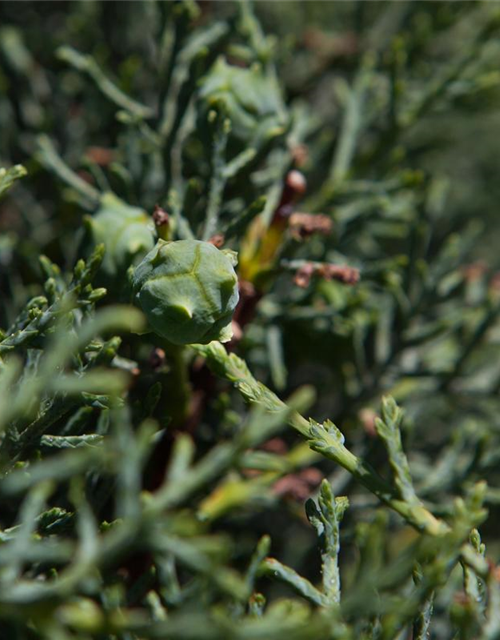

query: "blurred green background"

left=2, top=4, right=500, bottom=638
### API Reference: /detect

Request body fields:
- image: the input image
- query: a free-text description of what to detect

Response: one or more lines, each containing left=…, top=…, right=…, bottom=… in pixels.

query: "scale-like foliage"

left=1, top=2, right=500, bottom=639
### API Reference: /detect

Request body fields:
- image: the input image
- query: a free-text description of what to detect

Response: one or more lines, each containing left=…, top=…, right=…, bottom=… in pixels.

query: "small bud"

left=28, top=307, right=43, bottom=321
left=208, top=233, right=225, bottom=248
left=152, top=205, right=171, bottom=241
left=285, top=170, right=307, bottom=199
left=44, top=277, right=57, bottom=300
left=87, top=288, right=107, bottom=303
left=275, top=172, right=307, bottom=219
left=152, top=205, right=170, bottom=227
left=74, top=259, right=85, bottom=281
left=293, top=263, right=315, bottom=288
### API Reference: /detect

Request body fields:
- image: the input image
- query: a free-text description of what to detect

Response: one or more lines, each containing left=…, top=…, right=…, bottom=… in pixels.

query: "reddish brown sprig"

left=293, top=262, right=360, bottom=288
left=319, top=264, right=360, bottom=284
left=289, top=212, right=332, bottom=241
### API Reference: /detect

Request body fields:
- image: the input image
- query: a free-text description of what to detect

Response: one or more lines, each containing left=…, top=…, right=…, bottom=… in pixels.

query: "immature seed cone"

left=198, top=57, right=286, bottom=146
left=131, top=239, right=239, bottom=346
left=84, top=193, right=156, bottom=293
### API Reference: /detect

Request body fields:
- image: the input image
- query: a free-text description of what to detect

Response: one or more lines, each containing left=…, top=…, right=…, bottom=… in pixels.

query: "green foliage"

left=0, top=164, right=27, bottom=199
left=1, top=2, right=500, bottom=639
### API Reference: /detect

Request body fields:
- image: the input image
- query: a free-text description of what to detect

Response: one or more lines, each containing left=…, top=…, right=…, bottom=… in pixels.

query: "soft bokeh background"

left=2, top=3, right=500, bottom=638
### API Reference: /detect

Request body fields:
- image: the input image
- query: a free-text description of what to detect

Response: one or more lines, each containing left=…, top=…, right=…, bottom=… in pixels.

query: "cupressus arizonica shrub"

left=2, top=2, right=500, bottom=638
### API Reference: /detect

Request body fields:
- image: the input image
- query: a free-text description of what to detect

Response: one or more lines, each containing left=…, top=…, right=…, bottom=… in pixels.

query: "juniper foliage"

left=1, top=2, right=500, bottom=639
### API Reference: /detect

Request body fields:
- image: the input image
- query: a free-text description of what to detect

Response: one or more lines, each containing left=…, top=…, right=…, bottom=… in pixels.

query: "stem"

left=161, top=340, right=191, bottom=428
